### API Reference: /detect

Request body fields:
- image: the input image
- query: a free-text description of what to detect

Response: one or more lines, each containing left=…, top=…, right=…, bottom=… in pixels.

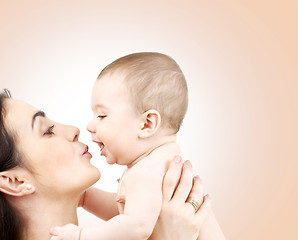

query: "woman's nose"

left=73, top=127, right=80, bottom=141
left=55, top=123, right=80, bottom=141
left=67, top=125, right=80, bottom=142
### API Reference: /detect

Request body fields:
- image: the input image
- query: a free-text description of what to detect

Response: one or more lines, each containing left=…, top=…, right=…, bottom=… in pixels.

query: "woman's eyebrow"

left=32, top=111, right=46, bottom=129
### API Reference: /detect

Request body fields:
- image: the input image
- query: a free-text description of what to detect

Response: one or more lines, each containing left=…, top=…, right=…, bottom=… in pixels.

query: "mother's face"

left=4, top=98, right=100, bottom=197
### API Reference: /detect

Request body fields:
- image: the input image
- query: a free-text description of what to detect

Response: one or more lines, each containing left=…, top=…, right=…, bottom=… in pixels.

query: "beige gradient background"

left=0, top=1, right=297, bottom=239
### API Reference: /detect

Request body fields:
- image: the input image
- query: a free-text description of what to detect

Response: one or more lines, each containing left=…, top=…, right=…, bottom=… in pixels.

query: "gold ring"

left=187, top=199, right=200, bottom=212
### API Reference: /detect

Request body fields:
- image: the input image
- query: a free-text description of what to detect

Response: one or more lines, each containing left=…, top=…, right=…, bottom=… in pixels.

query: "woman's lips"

left=83, top=145, right=89, bottom=154
left=83, top=146, right=92, bottom=158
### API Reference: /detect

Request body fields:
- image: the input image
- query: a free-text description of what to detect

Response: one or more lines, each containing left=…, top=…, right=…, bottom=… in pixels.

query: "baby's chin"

left=105, top=156, right=117, bottom=165
left=105, top=155, right=130, bottom=166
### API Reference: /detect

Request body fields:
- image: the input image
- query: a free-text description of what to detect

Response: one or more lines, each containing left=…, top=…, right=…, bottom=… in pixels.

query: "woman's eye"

left=44, top=125, right=55, bottom=136
left=97, top=115, right=107, bottom=119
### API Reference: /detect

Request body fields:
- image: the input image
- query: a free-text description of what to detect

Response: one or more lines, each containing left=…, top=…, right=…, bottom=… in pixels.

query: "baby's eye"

left=97, top=115, right=107, bottom=119
left=44, top=125, right=55, bottom=136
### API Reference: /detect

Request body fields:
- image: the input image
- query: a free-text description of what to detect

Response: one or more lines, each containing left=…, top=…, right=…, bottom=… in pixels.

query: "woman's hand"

left=151, top=156, right=211, bottom=240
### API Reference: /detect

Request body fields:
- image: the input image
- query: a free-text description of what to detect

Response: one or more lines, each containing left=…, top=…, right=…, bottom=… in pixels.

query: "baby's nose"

left=86, top=120, right=95, bottom=133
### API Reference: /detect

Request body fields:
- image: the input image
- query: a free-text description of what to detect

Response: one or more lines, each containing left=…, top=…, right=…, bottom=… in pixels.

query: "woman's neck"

left=13, top=194, right=79, bottom=240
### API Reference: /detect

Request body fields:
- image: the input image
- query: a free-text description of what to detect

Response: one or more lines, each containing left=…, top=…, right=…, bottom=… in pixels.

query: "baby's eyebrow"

left=32, top=111, right=46, bottom=129
left=94, top=104, right=108, bottom=111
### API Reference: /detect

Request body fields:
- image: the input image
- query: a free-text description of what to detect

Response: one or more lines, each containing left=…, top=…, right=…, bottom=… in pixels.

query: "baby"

left=50, top=52, right=208, bottom=240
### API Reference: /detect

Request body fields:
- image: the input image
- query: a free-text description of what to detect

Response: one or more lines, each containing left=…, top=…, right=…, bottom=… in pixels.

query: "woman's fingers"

left=186, top=175, right=204, bottom=210
left=162, top=155, right=183, bottom=202
left=157, top=157, right=214, bottom=240
left=171, top=160, right=194, bottom=203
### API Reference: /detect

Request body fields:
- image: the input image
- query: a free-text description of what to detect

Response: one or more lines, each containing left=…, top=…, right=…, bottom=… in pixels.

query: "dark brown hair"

left=0, top=89, right=23, bottom=240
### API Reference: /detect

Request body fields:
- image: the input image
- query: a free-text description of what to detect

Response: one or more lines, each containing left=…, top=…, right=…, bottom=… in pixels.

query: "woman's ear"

left=0, top=170, right=35, bottom=197
left=138, top=109, right=161, bottom=139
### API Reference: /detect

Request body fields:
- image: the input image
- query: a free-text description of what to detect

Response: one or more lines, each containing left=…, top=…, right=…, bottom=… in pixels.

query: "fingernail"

left=174, top=155, right=182, bottom=163
left=115, top=198, right=125, bottom=203
left=185, top=160, right=192, bottom=167
left=115, top=195, right=126, bottom=203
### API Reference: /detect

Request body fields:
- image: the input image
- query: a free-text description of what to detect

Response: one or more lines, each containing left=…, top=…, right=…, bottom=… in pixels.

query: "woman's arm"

left=198, top=210, right=226, bottom=240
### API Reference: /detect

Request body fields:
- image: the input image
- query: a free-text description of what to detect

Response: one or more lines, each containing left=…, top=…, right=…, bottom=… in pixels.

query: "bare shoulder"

left=126, top=143, right=181, bottom=182
left=147, top=142, right=181, bottom=169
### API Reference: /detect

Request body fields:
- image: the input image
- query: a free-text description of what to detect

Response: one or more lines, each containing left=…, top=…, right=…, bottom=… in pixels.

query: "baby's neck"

left=127, top=134, right=178, bottom=168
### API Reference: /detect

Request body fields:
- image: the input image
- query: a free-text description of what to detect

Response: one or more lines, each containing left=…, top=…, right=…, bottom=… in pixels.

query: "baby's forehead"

left=97, top=69, right=128, bottom=84
left=91, top=79, right=133, bottom=110
left=93, top=76, right=128, bottom=97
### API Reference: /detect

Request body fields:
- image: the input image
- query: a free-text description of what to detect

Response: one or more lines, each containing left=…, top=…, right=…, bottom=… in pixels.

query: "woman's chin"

left=84, top=167, right=101, bottom=187
left=92, top=168, right=101, bottom=181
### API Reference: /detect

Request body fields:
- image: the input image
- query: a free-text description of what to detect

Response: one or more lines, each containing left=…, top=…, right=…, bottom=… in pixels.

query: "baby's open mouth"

left=92, top=140, right=106, bottom=156
left=96, top=142, right=105, bottom=156
left=100, top=144, right=105, bottom=155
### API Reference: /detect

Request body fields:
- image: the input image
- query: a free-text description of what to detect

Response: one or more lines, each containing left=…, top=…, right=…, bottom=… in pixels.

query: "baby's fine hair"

left=97, top=52, right=188, bottom=133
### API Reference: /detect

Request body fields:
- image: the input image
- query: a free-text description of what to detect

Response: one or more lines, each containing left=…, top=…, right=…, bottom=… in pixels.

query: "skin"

left=88, top=73, right=226, bottom=240
left=0, top=98, right=223, bottom=240
left=51, top=71, right=184, bottom=240
left=51, top=71, right=225, bottom=240
left=152, top=158, right=211, bottom=240
left=87, top=71, right=150, bottom=166
left=0, top=99, right=100, bottom=239
left=50, top=157, right=213, bottom=240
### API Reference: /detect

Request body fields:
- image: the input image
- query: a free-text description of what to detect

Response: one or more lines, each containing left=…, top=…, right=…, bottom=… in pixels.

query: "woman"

left=0, top=89, right=211, bottom=240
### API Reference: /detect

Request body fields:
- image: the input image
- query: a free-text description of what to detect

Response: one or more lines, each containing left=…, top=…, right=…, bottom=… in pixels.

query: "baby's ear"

left=0, top=169, right=35, bottom=197
left=138, top=109, right=161, bottom=139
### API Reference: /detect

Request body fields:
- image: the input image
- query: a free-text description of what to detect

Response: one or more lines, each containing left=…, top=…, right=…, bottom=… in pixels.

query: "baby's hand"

left=50, top=224, right=81, bottom=240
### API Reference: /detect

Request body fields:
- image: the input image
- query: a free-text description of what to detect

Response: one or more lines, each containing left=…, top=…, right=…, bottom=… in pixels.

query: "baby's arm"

left=80, top=167, right=163, bottom=240
left=81, top=187, right=119, bottom=221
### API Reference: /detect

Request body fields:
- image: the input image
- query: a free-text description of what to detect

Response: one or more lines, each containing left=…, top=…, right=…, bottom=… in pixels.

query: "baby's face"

left=87, top=72, right=141, bottom=165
